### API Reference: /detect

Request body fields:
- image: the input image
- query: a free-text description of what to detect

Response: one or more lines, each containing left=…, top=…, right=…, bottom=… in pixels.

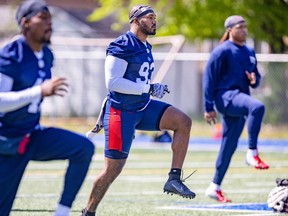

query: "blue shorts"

left=103, top=99, right=170, bottom=159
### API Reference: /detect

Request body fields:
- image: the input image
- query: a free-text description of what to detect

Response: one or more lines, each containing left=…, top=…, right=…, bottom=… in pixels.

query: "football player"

left=0, top=1, right=95, bottom=215
left=203, top=15, right=269, bottom=203
left=82, top=4, right=195, bottom=216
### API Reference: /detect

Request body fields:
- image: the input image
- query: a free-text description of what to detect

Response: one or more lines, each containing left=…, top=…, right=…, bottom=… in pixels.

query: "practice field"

left=11, top=140, right=288, bottom=216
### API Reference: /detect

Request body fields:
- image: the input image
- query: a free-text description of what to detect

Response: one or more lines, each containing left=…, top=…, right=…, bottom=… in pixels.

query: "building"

left=0, top=0, right=202, bottom=117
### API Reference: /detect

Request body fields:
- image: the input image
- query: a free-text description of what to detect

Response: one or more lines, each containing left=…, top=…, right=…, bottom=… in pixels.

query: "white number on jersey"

left=27, top=78, right=43, bottom=113
left=136, top=62, right=154, bottom=84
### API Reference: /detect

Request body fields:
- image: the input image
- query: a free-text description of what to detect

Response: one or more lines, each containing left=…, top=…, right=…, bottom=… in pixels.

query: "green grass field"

left=40, top=117, right=288, bottom=139
left=11, top=143, right=288, bottom=216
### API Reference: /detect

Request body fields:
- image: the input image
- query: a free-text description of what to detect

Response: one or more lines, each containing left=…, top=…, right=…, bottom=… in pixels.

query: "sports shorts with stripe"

left=103, top=99, right=170, bottom=159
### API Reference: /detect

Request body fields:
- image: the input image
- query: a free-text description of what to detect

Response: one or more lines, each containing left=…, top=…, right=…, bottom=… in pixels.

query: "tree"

left=88, top=0, right=287, bottom=53
left=89, top=0, right=288, bottom=124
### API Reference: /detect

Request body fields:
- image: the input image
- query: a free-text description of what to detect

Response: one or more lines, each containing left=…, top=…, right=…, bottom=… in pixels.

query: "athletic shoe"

left=205, top=187, right=231, bottom=203
left=163, top=179, right=196, bottom=199
left=81, top=208, right=95, bottom=216
left=246, top=154, right=269, bottom=169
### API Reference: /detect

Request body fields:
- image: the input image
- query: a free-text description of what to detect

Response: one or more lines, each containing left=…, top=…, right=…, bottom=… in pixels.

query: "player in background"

left=202, top=15, right=269, bottom=203
left=81, top=4, right=195, bottom=216
left=0, top=0, right=95, bottom=215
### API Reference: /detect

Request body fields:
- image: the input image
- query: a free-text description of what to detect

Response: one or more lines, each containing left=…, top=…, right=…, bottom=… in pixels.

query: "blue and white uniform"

left=104, top=31, right=170, bottom=159
left=0, top=36, right=95, bottom=216
left=203, top=40, right=265, bottom=185
left=0, top=36, right=52, bottom=137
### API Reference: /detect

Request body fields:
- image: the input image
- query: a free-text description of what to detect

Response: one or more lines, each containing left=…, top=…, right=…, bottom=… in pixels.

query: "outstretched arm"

left=0, top=73, right=68, bottom=112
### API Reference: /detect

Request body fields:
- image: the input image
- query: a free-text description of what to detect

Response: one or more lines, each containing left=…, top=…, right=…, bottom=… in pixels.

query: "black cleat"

left=163, top=179, right=196, bottom=199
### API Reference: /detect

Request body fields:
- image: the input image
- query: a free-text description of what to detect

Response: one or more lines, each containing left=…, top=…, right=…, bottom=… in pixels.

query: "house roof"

left=0, top=0, right=126, bottom=38
left=0, top=0, right=98, bottom=9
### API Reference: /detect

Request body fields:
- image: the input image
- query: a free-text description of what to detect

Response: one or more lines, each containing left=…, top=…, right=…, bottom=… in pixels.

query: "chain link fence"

left=253, top=61, right=288, bottom=124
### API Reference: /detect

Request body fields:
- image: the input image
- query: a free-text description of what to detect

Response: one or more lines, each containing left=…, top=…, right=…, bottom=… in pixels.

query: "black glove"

left=276, top=178, right=288, bottom=187
left=149, top=83, right=170, bottom=99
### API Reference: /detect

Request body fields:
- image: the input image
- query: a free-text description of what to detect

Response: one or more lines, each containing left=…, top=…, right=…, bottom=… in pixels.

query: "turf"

left=11, top=144, right=288, bottom=216
left=40, top=117, right=288, bottom=139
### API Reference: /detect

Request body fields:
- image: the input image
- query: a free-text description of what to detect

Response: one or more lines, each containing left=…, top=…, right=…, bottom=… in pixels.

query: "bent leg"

left=213, top=116, right=245, bottom=185
left=31, top=127, right=95, bottom=207
left=159, top=106, right=196, bottom=198
left=86, top=158, right=126, bottom=212
left=224, top=93, right=265, bottom=150
left=246, top=100, right=265, bottom=149
left=160, top=106, right=192, bottom=169
left=0, top=154, right=30, bottom=216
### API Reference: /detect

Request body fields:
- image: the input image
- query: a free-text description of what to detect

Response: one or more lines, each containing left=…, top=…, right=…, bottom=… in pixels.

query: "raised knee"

left=172, top=114, right=191, bottom=134
left=252, top=103, right=265, bottom=115
left=259, top=103, right=265, bottom=114
left=182, top=114, right=192, bottom=129
left=82, top=139, right=95, bottom=160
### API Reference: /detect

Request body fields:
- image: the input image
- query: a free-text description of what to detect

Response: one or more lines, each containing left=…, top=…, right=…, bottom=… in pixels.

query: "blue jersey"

left=106, top=31, right=154, bottom=111
left=203, top=40, right=261, bottom=112
left=0, top=36, right=53, bottom=137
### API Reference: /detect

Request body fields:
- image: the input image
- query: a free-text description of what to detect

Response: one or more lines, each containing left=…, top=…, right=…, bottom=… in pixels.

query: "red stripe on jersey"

left=108, top=106, right=122, bottom=151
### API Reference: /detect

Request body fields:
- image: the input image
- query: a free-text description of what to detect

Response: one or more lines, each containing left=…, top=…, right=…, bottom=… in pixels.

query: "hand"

left=41, top=77, right=68, bottom=97
left=245, top=71, right=256, bottom=85
left=149, top=83, right=170, bottom=99
left=204, top=111, right=217, bottom=125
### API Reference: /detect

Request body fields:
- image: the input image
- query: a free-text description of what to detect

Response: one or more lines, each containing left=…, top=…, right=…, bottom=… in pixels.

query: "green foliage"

left=238, top=0, right=288, bottom=53
left=263, top=62, right=288, bottom=124
left=88, top=0, right=288, bottom=53
left=88, top=0, right=288, bottom=124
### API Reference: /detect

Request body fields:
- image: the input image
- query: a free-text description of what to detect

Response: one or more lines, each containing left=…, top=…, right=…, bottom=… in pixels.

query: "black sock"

left=168, top=168, right=181, bottom=181
left=83, top=208, right=96, bottom=216
left=87, top=212, right=96, bottom=216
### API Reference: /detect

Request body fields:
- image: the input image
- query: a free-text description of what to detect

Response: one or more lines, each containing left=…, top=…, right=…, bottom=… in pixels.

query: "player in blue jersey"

left=203, top=15, right=269, bottom=203
left=81, top=4, right=195, bottom=216
left=0, top=1, right=95, bottom=215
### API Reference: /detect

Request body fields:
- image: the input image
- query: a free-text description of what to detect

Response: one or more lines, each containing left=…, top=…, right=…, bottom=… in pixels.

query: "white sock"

left=247, top=149, right=258, bottom=157
left=54, top=204, right=70, bottom=216
left=209, top=182, right=221, bottom=191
